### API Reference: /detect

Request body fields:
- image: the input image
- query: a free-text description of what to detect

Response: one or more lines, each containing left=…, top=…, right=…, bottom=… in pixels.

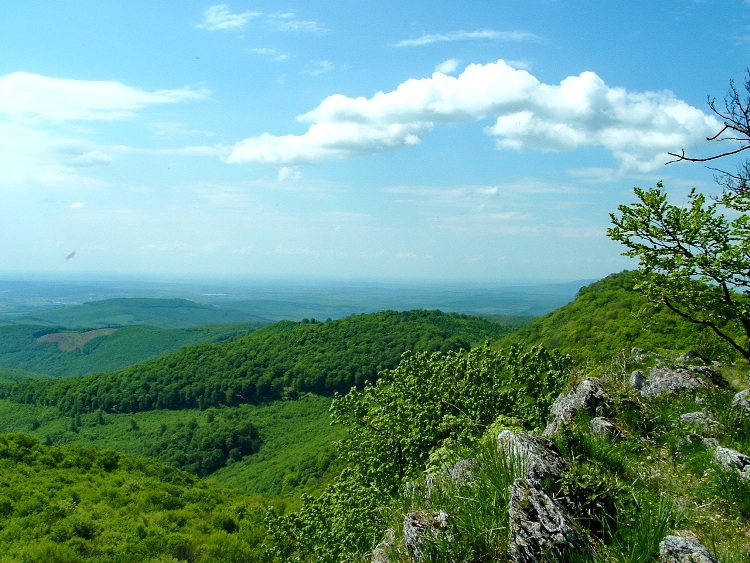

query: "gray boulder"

left=680, top=411, right=724, bottom=434
left=630, top=369, right=646, bottom=390
left=371, top=529, right=395, bottom=563
left=714, top=446, right=750, bottom=480
left=631, top=347, right=648, bottom=361
left=591, top=416, right=625, bottom=439
left=732, top=389, right=750, bottom=414
left=543, top=378, right=608, bottom=436
left=639, top=367, right=707, bottom=397
left=659, top=535, right=718, bottom=562
left=403, top=510, right=449, bottom=562
left=508, top=477, right=587, bottom=562
left=497, top=430, right=570, bottom=482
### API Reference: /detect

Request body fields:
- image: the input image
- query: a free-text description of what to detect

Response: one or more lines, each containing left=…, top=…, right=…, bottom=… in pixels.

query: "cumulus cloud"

left=197, top=4, right=261, bottom=30
left=435, top=59, right=460, bottom=74
left=396, top=29, right=538, bottom=47
left=227, top=59, right=720, bottom=172
left=0, top=72, right=209, bottom=123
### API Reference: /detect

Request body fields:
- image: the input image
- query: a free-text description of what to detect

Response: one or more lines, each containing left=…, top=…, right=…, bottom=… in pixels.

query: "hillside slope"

left=499, top=270, right=734, bottom=364
left=5, top=297, right=265, bottom=329
left=2, top=310, right=512, bottom=414
left=0, top=322, right=260, bottom=379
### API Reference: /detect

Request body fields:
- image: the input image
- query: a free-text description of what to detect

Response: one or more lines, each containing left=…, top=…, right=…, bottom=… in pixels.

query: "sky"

left=1, top=1, right=748, bottom=283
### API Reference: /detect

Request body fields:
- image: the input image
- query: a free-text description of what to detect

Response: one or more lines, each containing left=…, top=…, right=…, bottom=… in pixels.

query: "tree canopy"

left=609, top=73, right=750, bottom=361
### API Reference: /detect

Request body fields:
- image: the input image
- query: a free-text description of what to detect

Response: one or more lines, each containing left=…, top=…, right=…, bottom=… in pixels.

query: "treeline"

left=3, top=310, right=512, bottom=415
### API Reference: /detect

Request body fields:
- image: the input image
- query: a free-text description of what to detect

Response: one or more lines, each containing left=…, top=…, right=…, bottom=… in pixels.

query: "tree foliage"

left=0, top=433, right=272, bottom=562
left=265, top=344, right=571, bottom=562
left=3, top=310, right=512, bottom=414
left=609, top=183, right=750, bottom=361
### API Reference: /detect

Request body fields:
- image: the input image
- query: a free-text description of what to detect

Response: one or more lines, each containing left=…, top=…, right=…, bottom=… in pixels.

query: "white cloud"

left=227, top=59, right=720, bottom=172
left=197, top=4, right=261, bottom=30
left=71, top=150, right=113, bottom=167
left=247, top=47, right=290, bottom=62
left=435, top=59, right=460, bottom=75
left=305, top=60, right=334, bottom=76
left=396, top=29, right=538, bottom=47
left=267, top=12, right=326, bottom=33
left=0, top=72, right=209, bottom=123
left=69, top=202, right=85, bottom=209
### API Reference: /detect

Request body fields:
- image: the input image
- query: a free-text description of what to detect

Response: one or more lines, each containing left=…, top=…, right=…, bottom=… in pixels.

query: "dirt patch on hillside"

left=36, top=328, right=117, bottom=352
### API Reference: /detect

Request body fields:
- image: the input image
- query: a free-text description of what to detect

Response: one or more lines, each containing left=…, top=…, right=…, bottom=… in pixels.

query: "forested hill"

left=499, top=270, right=733, bottom=363
left=3, top=310, right=513, bottom=415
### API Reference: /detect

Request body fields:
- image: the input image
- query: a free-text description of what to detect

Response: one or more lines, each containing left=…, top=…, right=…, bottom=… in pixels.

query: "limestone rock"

left=508, top=477, right=586, bottom=562
left=659, top=535, right=718, bottom=563
left=680, top=412, right=724, bottom=434
left=403, top=510, right=449, bottom=562
left=714, top=446, right=750, bottom=480
left=631, top=347, right=648, bottom=361
left=733, top=389, right=750, bottom=414
left=591, top=416, right=625, bottom=439
left=543, top=378, right=608, bottom=436
left=630, top=369, right=646, bottom=391
left=371, top=529, right=395, bottom=563
left=497, top=430, right=570, bottom=482
left=639, top=367, right=707, bottom=397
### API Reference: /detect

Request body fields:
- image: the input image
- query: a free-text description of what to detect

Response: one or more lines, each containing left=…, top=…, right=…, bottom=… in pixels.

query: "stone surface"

left=733, top=389, right=750, bottom=414
left=631, top=347, right=648, bottom=361
left=543, top=378, right=608, bottom=436
left=591, top=416, right=625, bottom=439
left=497, top=430, right=570, bottom=481
left=714, top=446, right=750, bottom=480
left=630, top=369, right=646, bottom=391
left=680, top=411, right=724, bottom=434
left=508, top=477, right=586, bottom=562
left=659, top=534, right=719, bottom=563
left=403, top=510, right=449, bottom=562
left=371, top=529, right=395, bottom=563
left=639, top=367, right=708, bottom=397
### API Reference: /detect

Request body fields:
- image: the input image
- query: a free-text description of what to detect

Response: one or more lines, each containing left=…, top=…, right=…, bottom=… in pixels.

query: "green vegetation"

left=499, top=270, right=732, bottom=364
left=3, top=310, right=511, bottom=413
left=0, top=395, right=342, bottom=497
left=0, top=433, right=273, bottom=562
left=0, top=322, right=259, bottom=378
left=266, top=344, right=572, bottom=562
left=7, top=297, right=264, bottom=329
left=609, top=182, right=750, bottom=362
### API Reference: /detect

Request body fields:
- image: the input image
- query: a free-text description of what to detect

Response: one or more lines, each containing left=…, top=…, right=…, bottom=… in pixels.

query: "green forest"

left=0, top=271, right=749, bottom=561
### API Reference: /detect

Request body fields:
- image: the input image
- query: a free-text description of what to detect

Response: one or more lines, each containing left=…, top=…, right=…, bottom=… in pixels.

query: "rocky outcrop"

left=659, top=535, right=719, bottom=562
left=591, top=416, right=625, bottom=439
left=371, top=529, right=395, bottom=563
left=714, top=446, right=750, bottom=480
left=543, top=378, right=608, bottom=436
left=497, top=430, right=570, bottom=481
left=403, top=510, right=449, bottom=562
left=733, top=389, right=750, bottom=414
left=638, top=367, right=708, bottom=397
left=508, top=478, right=587, bottom=562
left=680, top=411, right=724, bottom=434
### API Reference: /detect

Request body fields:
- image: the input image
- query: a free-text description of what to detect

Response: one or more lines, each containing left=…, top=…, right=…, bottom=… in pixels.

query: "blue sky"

left=1, top=1, right=748, bottom=283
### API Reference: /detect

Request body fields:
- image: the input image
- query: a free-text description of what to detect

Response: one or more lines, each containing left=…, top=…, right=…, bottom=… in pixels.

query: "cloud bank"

left=227, top=59, right=719, bottom=172
left=0, top=72, right=209, bottom=123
